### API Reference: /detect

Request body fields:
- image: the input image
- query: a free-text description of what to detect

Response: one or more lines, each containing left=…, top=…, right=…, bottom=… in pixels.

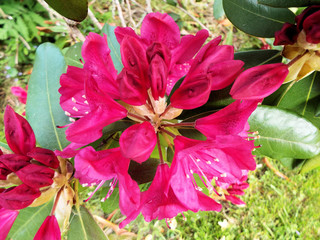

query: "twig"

left=126, top=0, right=136, bottom=29
left=176, top=5, right=214, bottom=37
left=114, top=0, right=126, bottom=27
left=146, top=0, right=152, bottom=13
left=262, top=157, right=294, bottom=183
left=88, top=9, right=102, bottom=30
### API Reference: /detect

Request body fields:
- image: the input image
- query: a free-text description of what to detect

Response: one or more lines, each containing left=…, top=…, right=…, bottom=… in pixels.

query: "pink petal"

left=208, top=60, right=244, bottom=90
left=27, top=147, right=59, bottom=169
left=195, top=100, right=259, bottom=138
left=303, top=11, right=320, bottom=44
left=34, top=215, right=61, bottom=240
left=120, top=122, right=157, bottom=163
left=149, top=55, right=168, bottom=100
left=114, top=26, right=142, bottom=45
left=4, top=105, right=36, bottom=155
left=230, top=63, right=289, bottom=100
left=0, top=207, right=19, bottom=240
left=0, top=184, right=41, bottom=210
left=0, top=162, right=12, bottom=180
left=15, top=164, right=54, bottom=189
left=59, top=66, right=90, bottom=118
left=74, top=147, right=118, bottom=181
left=120, top=36, right=149, bottom=86
left=141, top=12, right=180, bottom=49
left=11, top=86, right=27, bottom=104
left=0, top=154, right=31, bottom=172
left=82, top=33, right=120, bottom=99
left=117, top=69, right=148, bottom=105
left=66, top=93, right=127, bottom=144
left=54, top=142, right=84, bottom=159
left=172, top=29, right=209, bottom=64
left=170, top=75, right=212, bottom=109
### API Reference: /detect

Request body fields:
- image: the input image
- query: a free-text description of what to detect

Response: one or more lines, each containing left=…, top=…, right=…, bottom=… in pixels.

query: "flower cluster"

left=274, top=5, right=320, bottom=82
left=0, top=106, right=71, bottom=240
left=59, top=12, right=288, bottom=227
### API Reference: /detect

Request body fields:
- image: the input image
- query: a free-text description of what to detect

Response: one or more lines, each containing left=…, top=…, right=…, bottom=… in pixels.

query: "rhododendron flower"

left=59, top=12, right=287, bottom=226
left=34, top=215, right=61, bottom=240
left=11, top=86, right=28, bottom=104
left=0, top=207, right=19, bottom=240
left=274, top=6, right=320, bottom=82
left=0, top=106, right=60, bottom=210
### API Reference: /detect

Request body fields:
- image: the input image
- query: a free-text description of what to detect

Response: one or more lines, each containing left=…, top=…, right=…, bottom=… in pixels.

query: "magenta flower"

left=11, top=86, right=28, bottom=105
left=0, top=106, right=59, bottom=210
left=34, top=215, right=61, bottom=240
left=0, top=207, right=19, bottom=240
left=58, top=12, right=287, bottom=226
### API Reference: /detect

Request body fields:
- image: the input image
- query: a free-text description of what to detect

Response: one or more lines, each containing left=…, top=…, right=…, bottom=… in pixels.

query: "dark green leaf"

left=100, top=188, right=119, bottom=213
left=279, top=158, right=305, bottom=170
left=101, top=24, right=123, bottom=73
left=264, top=72, right=320, bottom=128
left=249, top=106, right=320, bottom=159
left=64, top=42, right=83, bottom=68
left=258, top=0, right=320, bottom=7
left=68, top=205, right=107, bottom=240
left=222, top=0, right=295, bottom=37
left=26, top=43, right=70, bottom=151
left=214, top=0, right=225, bottom=19
left=128, top=158, right=160, bottom=184
left=300, top=154, right=320, bottom=173
left=167, top=76, right=185, bottom=104
left=234, top=50, right=282, bottom=69
left=7, top=201, right=53, bottom=240
left=44, top=0, right=88, bottom=21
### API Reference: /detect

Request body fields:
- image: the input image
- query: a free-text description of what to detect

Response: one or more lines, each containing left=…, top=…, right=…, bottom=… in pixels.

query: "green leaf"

left=44, top=0, right=88, bottom=21
left=100, top=187, right=119, bottom=213
left=64, top=42, right=84, bottom=68
left=214, top=0, right=225, bottom=19
left=222, top=0, right=295, bottom=37
left=300, top=154, right=320, bottom=173
left=249, top=106, right=320, bottom=159
left=258, top=0, right=320, bottom=7
left=68, top=205, right=107, bottom=240
left=0, top=141, right=9, bottom=150
left=7, top=201, right=53, bottom=240
left=279, top=158, right=305, bottom=170
left=101, top=24, right=123, bottom=73
left=264, top=72, right=320, bottom=128
left=234, top=50, right=282, bottom=69
left=26, top=43, right=70, bottom=151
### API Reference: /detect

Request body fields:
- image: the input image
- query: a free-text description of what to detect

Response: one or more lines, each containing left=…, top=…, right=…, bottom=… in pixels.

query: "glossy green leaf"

left=7, top=201, right=53, bottom=240
left=279, top=158, right=305, bottom=170
left=300, top=154, right=320, bottom=173
left=222, top=0, right=295, bottom=37
left=214, top=0, right=225, bottom=19
left=68, top=205, right=107, bottom=240
left=101, top=23, right=123, bottom=73
left=64, top=42, right=83, bottom=68
left=258, top=0, right=320, bottom=7
left=234, top=50, right=282, bottom=69
left=264, top=72, right=320, bottom=128
left=249, top=106, right=320, bottom=159
left=26, top=43, right=70, bottom=151
left=44, top=0, right=88, bottom=21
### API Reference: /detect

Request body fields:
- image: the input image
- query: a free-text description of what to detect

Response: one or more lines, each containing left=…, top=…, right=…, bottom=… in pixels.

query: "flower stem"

left=287, top=50, right=309, bottom=68
left=161, top=122, right=194, bottom=127
left=160, top=127, right=176, bottom=138
left=127, top=112, right=147, bottom=122
left=157, top=133, right=164, bottom=164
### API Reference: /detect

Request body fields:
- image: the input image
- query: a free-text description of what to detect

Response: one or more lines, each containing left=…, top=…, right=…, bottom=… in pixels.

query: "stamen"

left=65, top=111, right=71, bottom=117
left=102, top=177, right=118, bottom=202
left=72, top=106, right=79, bottom=112
left=220, top=173, right=227, bottom=177
left=84, top=100, right=89, bottom=105
left=84, top=180, right=106, bottom=202
left=189, top=155, right=214, bottom=191
left=82, top=95, right=86, bottom=99
left=72, top=97, right=76, bottom=103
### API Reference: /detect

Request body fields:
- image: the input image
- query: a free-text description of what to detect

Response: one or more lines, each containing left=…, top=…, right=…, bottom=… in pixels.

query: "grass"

left=119, top=159, right=320, bottom=240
